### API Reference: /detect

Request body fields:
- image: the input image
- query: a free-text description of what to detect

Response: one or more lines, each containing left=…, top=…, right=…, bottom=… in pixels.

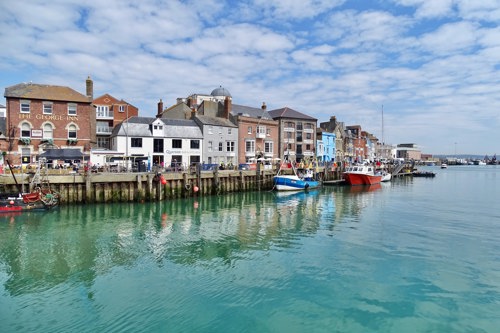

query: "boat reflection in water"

left=344, top=183, right=382, bottom=193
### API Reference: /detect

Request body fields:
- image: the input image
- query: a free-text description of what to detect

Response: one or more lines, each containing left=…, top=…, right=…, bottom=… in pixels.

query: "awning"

left=39, top=148, right=85, bottom=160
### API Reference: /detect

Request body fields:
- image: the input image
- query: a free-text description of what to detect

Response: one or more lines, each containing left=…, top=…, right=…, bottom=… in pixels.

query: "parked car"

left=238, top=163, right=251, bottom=170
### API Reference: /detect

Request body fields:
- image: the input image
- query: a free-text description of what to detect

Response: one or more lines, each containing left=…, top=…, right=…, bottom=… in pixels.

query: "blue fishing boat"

left=273, top=164, right=320, bottom=191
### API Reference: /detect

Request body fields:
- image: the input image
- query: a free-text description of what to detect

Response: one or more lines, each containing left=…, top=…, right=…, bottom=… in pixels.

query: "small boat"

left=379, top=171, right=392, bottom=182
left=343, top=165, right=382, bottom=186
left=1, top=158, right=60, bottom=213
left=441, top=163, right=448, bottom=169
left=412, top=171, right=436, bottom=178
left=273, top=163, right=320, bottom=191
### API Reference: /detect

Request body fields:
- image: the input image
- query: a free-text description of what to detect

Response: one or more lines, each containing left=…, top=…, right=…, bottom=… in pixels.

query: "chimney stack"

left=86, top=76, right=93, bottom=100
left=157, top=99, right=163, bottom=118
left=261, top=102, right=267, bottom=110
left=224, top=96, right=231, bottom=119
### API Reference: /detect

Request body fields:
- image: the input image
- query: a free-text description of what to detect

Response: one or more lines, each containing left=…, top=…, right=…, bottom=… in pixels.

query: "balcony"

left=96, top=110, right=114, bottom=119
left=256, top=132, right=266, bottom=139
left=96, top=126, right=112, bottom=134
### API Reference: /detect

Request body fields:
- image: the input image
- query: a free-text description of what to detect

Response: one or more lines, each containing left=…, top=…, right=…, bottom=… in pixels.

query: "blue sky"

left=1, top=0, right=499, bottom=155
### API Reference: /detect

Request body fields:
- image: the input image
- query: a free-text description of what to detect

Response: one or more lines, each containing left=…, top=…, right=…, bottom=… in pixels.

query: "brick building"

left=3, top=77, right=96, bottom=165
left=93, top=93, right=138, bottom=149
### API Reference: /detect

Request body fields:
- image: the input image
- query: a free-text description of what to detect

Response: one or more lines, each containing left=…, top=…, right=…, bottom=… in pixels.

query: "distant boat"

left=473, top=160, right=486, bottom=165
left=412, top=171, right=436, bottom=178
left=441, top=163, right=448, bottom=169
left=343, top=165, right=382, bottom=186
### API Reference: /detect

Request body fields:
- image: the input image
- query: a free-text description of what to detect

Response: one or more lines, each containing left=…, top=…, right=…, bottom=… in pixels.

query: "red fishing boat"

left=343, top=165, right=382, bottom=186
left=0, top=159, right=60, bottom=213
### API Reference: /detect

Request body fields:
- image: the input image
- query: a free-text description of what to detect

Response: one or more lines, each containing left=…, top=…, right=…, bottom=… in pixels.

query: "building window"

left=305, top=123, right=313, bottom=129
left=257, top=125, right=265, bottom=136
left=218, top=142, right=223, bottom=151
left=306, top=133, right=312, bottom=140
left=265, top=141, right=273, bottom=153
left=96, top=105, right=110, bottom=117
left=296, top=132, right=303, bottom=142
left=266, top=128, right=271, bottom=136
left=119, top=105, right=125, bottom=113
left=226, top=141, right=235, bottom=152
left=43, top=102, right=53, bottom=115
left=190, top=140, right=200, bottom=149
left=68, top=103, right=77, bottom=115
left=208, top=141, right=213, bottom=152
left=247, top=126, right=252, bottom=134
left=97, top=137, right=110, bottom=149
left=68, top=124, right=77, bottom=139
left=287, top=122, right=295, bottom=128
left=43, top=124, right=53, bottom=139
left=245, top=140, right=255, bottom=153
left=228, top=128, right=232, bottom=135
left=153, top=139, right=164, bottom=153
left=131, top=138, right=142, bottom=147
left=172, top=139, right=182, bottom=149
left=20, top=100, right=30, bottom=113
left=297, top=122, right=303, bottom=131
left=21, top=123, right=31, bottom=137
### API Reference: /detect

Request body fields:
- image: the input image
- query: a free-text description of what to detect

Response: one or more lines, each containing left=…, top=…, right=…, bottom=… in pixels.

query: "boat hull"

left=343, top=173, right=382, bottom=186
left=274, top=175, right=320, bottom=191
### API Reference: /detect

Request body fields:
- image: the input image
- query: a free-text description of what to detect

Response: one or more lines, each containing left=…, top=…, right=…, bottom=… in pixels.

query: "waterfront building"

left=396, top=143, right=422, bottom=161
left=320, top=116, right=346, bottom=164
left=316, top=127, right=336, bottom=162
left=3, top=77, right=96, bottom=165
left=268, top=107, right=317, bottom=163
left=111, top=116, right=203, bottom=169
left=93, top=93, right=138, bottom=150
left=231, top=102, right=279, bottom=164
left=163, top=86, right=239, bottom=167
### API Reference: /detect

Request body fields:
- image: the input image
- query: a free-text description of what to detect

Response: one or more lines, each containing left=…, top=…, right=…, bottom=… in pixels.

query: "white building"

left=110, top=117, right=203, bottom=169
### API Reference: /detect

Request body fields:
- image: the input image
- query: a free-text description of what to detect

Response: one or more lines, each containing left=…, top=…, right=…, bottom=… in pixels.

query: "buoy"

left=193, top=186, right=199, bottom=192
left=160, top=175, right=167, bottom=185
left=9, top=200, right=14, bottom=205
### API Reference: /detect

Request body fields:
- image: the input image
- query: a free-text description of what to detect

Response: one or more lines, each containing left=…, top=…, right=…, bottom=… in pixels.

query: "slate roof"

left=268, top=107, right=317, bottom=121
left=231, top=104, right=273, bottom=120
left=111, top=117, right=203, bottom=138
left=194, top=115, right=238, bottom=127
left=4, top=83, right=90, bottom=103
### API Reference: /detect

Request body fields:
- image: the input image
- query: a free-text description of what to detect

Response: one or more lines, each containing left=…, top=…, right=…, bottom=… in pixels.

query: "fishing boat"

left=1, top=158, right=60, bottom=213
left=343, top=165, right=382, bottom=186
left=273, top=162, right=320, bottom=191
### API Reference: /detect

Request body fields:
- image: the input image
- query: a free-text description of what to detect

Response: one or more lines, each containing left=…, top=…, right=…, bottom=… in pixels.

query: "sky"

left=1, top=0, right=499, bottom=156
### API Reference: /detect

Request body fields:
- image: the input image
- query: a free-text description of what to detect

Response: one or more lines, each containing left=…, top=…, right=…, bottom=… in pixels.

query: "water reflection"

left=0, top=186, right=384, bottom=296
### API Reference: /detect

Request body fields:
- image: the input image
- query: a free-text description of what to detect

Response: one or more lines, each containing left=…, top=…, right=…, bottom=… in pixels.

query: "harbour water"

left=1, top=165, right=499, bottom=333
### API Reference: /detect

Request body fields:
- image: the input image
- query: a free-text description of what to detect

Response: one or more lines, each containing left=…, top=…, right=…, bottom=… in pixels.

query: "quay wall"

left=0, top=166, right=344, bottom=204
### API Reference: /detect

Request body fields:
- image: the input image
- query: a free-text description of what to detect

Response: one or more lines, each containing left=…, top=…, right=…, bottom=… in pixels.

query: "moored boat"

left=273, top=162, right=320, bottom=191
left=412, top=171, right=436, bottom=178
left=441, top=163, right=448, bottom=169
left=1, top=158, right=60, bottom=213
left=343, top=165, right=382, bottom=186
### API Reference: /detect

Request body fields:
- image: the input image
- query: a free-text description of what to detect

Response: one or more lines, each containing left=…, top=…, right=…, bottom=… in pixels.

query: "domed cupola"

left=211, top=86, right=232, bottom=98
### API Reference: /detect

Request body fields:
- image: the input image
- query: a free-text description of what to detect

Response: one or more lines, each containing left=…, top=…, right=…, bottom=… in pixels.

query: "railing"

left=96, top=126, right=112, bottom=134
left=96, top=111, right=114, bottom=119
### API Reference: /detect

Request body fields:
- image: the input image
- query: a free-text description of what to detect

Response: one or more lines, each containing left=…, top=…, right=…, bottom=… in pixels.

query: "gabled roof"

left=268, top=107, right=317, bottom=121
left=93, top=93, right=137, bottom=109
left=4, top=83, right=90, bottom=103
left=231, top=104, right=273, bottom=120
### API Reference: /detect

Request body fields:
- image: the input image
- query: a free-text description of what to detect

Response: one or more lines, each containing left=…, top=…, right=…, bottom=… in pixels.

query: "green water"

left=1, top=166, right=499, bottom=332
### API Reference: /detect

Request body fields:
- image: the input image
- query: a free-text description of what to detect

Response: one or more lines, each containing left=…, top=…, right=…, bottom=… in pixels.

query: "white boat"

left=441, top=163, right=448, bottom=169
left=380, top=172, right=392, bottom=182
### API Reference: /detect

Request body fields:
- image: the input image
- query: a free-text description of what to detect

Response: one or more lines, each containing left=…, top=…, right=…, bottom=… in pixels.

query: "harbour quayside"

left=0, top=158, right=60, bottom=213
left=273, top=161, right=320, bottom=191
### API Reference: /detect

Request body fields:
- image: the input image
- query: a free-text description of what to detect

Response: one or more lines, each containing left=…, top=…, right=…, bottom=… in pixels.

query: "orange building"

left=3, top=77, right=96, bottom=165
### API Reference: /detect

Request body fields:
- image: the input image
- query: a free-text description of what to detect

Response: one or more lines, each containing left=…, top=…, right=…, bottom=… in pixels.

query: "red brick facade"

left=4, top=80, right=95, bottom=165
